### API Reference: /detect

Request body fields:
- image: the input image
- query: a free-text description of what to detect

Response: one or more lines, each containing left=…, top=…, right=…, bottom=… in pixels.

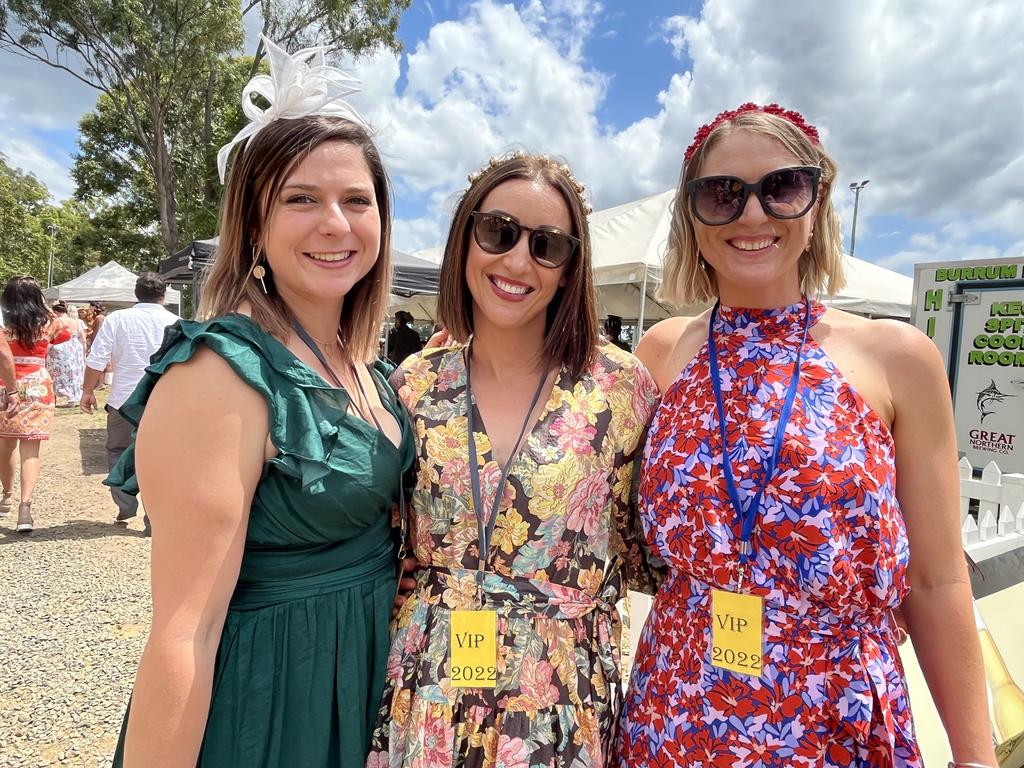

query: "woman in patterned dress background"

left=0, top=275, right=71, bottom=533
left=369, top=153, right=662, bottom=768
left=46, top=300, right=87, bottom=407
left=616, top=105, right=997, bottom=767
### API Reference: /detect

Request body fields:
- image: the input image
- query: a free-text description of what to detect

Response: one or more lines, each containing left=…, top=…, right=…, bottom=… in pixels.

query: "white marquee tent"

left=588, top=189, right=914, bottom=323
left=43, top=260, right=181, bottom=309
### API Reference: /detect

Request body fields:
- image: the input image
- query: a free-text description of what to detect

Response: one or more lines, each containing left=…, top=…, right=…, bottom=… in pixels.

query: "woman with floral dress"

left=368, top=153, right=662, bottom=768
left=0, top=276, right=71, bottom=532
left=46, top=300, right=87, bottom=406
left=615, top=104, right=997, bottom=767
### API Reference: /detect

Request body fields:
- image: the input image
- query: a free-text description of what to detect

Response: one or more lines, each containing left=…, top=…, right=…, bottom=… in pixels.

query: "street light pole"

left=46, top=224, right=59, bottom=287
left=848, top=179, right=870, bottom=259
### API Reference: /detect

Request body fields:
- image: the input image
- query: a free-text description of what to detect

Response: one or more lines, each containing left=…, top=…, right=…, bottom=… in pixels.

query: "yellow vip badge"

left=710, top=589, right=764, bottom=677
left=450, top=610, right=498, bottom=688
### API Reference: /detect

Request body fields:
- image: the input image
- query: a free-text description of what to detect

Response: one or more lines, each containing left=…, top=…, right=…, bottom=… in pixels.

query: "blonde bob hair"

left=660, top=110, right=845, bottom=307
left=199, top=115, right=393, bottom=363
left=437, top=153, right=598, bottom=379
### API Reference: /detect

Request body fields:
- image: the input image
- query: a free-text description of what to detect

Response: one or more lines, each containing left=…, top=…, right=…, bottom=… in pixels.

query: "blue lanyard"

left=465, top=344, right=548, bottom=573
left=708, top=299, right=811, bottom=567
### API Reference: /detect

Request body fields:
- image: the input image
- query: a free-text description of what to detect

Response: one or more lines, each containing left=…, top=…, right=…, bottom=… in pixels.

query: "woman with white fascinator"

left=108, top=37, right=413, bottom=768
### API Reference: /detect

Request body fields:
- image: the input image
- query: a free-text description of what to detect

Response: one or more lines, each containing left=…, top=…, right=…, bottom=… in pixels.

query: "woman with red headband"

left=616, top=104, right=997, bottom=767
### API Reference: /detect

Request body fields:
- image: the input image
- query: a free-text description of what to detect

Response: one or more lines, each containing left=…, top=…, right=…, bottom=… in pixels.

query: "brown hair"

left=437, top=153, right=598, bottom=379
left=661, top=110, right=845, bottom=306
left=199, top=115, right=393, bottom=363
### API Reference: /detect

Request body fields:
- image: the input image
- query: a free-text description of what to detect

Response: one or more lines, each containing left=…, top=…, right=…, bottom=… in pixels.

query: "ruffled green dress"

left=107, top=314, right=413, bottom=768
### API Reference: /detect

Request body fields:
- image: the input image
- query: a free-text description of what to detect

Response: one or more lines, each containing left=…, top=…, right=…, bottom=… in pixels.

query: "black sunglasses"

left=685, top=166, right=822, bottom=226
left=469, top=211, right=580, bottom=269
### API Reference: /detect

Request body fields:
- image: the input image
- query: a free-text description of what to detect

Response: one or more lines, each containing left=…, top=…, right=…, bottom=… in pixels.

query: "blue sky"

left=2, top=0, right=1022, bottom=275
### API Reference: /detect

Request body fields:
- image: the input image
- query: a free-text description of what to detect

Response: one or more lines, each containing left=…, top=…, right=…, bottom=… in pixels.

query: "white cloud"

left=3, top=0, right=1023, bottom=274
left=0, top=130, right=76, bottom=200
left=875, top=224, right=1016, bottom=275
left=393, top=216, right=445, bottom=253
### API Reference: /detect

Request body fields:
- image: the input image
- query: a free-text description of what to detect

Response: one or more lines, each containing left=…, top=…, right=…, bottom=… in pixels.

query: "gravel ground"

left=0, top=394, right=151, bottom=767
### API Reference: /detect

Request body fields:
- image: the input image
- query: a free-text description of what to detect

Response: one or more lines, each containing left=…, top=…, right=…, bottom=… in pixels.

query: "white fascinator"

left=217, top=35, right=367, bottom=183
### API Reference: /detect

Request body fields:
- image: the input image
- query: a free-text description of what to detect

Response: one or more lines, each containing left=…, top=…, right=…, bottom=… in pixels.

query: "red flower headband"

left=684, top=102, right=821, bottom=164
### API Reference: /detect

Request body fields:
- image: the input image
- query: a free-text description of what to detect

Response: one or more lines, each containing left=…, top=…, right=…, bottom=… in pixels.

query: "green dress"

left=107, top=314, right=413, bottom=768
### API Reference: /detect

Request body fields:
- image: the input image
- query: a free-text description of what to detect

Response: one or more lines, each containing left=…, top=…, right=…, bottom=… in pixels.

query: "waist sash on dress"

left=230, top=516, right=397, bottom=611
left=418, top=564, right=624, bottom=685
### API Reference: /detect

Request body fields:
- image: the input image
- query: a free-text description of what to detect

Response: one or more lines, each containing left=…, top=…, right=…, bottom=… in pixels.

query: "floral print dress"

left=616, top=301, right=922, bottom=767
left=0, top=324, right=72, bottom=440
left=46, top=317, right=86, bottom=403
left=369, top=343, right=661, bottom=768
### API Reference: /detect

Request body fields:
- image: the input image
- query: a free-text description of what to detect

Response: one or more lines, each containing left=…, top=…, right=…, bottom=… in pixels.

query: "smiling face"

left=259, top=140, right=381, bottom=313
left=465, top=178, right=571, bottom=339
left=693, top=129, right=819, bottom=306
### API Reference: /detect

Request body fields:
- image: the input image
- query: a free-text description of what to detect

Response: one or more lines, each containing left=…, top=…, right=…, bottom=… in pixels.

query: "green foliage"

left=0, top=156, right=50, bottom=279
left=1, top=0, right=412, bottom=273
left=1, top=0, right=245, bottom=254
left=250, top=0, right=411, bottom=75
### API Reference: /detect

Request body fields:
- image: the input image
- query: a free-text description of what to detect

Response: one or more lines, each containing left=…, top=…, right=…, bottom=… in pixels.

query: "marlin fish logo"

left=977, top=379, right=1015, bottom=423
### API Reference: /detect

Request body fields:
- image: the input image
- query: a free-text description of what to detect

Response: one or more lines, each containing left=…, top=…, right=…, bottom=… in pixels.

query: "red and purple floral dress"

left=617, top=300, right=922, bottom=768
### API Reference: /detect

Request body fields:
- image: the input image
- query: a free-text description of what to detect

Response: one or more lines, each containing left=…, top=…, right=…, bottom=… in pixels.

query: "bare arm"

left=81, top=319, right=115, bottom=414
left=121, top=347, right=269, bottom=768
left=884, top=321, right=998, bottom=766
left=0, top=334, right=18, bottom=415
left=0, top=333, right=16, bottom=388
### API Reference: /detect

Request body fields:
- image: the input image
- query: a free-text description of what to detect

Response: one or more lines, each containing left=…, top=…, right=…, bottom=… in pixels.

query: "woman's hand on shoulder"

left=424, top=327, right=456, bottom=350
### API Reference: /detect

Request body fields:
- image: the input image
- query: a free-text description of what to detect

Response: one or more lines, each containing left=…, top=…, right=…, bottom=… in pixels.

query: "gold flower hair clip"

left=466, top=151, right=592, bottom=215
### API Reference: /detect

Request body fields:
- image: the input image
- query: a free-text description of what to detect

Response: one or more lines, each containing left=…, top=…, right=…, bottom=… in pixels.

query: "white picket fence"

left=959, top=457, right=1024, bottom=562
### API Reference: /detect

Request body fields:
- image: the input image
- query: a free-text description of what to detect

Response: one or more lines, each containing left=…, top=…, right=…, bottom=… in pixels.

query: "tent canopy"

left=588, top=189, right=913, bottom=320
left=160, top=237, right=439, bottom=296
left=43, top=260, right=181, bottom=307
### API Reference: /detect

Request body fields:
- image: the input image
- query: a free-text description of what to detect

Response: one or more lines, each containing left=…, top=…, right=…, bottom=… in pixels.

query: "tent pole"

left=635, top=264, right=649, bottom=350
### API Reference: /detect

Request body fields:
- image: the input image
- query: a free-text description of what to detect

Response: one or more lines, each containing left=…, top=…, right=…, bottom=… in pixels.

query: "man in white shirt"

left=82, top=273, right=178, bottom=534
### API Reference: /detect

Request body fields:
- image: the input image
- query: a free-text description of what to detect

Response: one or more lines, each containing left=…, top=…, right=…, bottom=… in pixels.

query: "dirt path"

left=0, top=395, right=150, bottom=767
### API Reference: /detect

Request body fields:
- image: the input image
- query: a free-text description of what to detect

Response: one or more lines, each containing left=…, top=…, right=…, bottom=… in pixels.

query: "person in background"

left=616, top=103, right=997, bottom=767
left=85, top=301, right=106, bottom=351
left=369, top=152, right=660, bottom=767
left=46, top=300, right=87, bottom=407
left=0, top=332, right=22, bottom=510
left=0, top=275, right=72, bottom=532
left=386, top=310, right=423, bottom=366
left=603, top=314, right=632, bottom=352
left=81, top=273, right=177, bottom=533
left=106, top=37, right=412, bottom=768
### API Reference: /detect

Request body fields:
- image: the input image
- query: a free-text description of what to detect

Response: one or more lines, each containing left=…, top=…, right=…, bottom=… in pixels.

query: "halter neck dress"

left=617, top=300, right=922, bottom=768
left=107, top=314, right=414, bottom=768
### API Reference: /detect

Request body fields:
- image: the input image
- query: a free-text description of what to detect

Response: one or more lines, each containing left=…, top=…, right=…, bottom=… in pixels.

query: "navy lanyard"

left=290, top=318, right=384, bottom=434
left=708, top=299, right=811, bottom=567
left=291, top=317, right=410, bottom=558
left=465, top=344, right=548, bottom=572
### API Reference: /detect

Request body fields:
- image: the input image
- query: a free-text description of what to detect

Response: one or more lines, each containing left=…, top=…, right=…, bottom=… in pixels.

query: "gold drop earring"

left=251, top=247, right=268, bottom=294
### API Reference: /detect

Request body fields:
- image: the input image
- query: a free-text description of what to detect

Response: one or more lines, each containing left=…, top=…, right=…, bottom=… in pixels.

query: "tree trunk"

left=151, top=110, right=179, bottom=256
left=203, top=65, right=217, bottom=206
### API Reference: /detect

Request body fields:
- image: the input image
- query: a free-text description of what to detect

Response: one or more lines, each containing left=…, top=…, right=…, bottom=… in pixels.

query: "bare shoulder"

left=636, top=313, right=709, bottom=393
left=824, top=309, right=938, bottom=366
left=147, top=344, right=267, bottom=422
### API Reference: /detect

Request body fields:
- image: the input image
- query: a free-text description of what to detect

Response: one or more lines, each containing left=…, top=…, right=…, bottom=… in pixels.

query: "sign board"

left=911, top=257, right=1024, bottom=474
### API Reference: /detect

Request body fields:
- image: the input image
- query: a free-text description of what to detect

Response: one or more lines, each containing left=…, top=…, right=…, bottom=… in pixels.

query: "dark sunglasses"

left=685, top=166, right=822, bottom=226
left=469, top=211, right=580, bottom=269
